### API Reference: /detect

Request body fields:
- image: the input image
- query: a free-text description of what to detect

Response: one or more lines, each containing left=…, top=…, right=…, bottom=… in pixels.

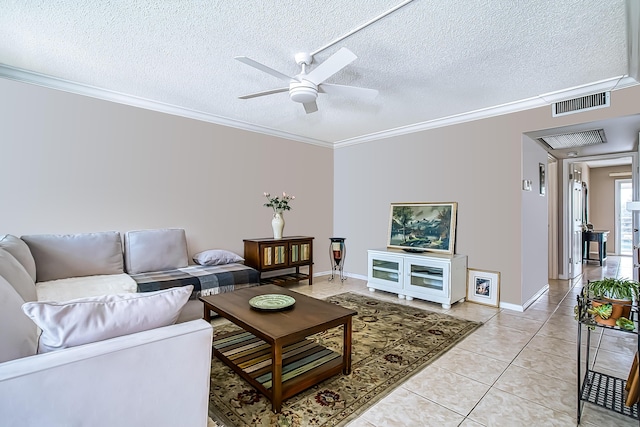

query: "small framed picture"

left=467, top=269, right=500, bottom=307
left=539, top=163, right=546, bottom=196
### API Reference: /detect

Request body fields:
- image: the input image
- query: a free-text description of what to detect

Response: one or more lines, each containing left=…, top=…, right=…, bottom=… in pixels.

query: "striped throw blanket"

left=130, top=263, right=260, bottom=299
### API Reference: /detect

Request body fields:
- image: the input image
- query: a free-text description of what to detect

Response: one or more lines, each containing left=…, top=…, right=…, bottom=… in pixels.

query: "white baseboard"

left=523, top=284, right=550, bottom=310
left=499, top=302, right=524, bottom=312
left=313, top=271, right=368, bottom=281
left=499, top=284, right=549, bottom=312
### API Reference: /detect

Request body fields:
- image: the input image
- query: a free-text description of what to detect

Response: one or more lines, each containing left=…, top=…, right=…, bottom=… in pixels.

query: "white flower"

left=263, top=191, right=295, bottom=212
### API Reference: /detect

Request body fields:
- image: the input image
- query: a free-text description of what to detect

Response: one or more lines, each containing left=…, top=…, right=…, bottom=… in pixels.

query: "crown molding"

left=2, top=64, right=637, bottom=151
left=334, top=76, right=639, bottom=149
left=0, top=64, right=333, bottom=149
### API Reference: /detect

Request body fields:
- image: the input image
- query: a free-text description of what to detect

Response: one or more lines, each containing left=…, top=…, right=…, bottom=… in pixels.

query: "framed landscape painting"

left=387, top=202, right=457, bottom=254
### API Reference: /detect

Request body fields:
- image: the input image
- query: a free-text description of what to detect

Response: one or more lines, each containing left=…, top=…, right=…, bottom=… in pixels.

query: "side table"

left=582, top=230, right=609, bottom=266
left=243, top=236, right=314, bottom=286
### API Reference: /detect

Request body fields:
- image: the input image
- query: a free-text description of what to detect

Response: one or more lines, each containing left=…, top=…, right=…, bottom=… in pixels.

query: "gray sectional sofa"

left=0, top=228, right=259, bottom=427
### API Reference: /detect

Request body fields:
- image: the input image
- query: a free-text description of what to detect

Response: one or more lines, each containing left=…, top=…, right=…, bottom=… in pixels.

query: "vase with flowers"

left=263, top=192, right=295, bottom=239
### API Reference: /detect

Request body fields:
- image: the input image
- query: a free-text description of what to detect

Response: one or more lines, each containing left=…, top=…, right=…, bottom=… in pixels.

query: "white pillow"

left=22, top=285, right=193, bottom=353
left=192, top=249, right=244, bottom=266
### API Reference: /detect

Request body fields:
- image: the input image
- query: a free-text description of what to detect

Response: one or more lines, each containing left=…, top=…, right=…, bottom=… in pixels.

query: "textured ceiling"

left=0, top=0, right=638, bottom=146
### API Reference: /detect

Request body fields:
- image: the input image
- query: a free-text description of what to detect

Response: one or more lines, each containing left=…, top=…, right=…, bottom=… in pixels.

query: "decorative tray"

left=249, top=294, right=296, bottom=311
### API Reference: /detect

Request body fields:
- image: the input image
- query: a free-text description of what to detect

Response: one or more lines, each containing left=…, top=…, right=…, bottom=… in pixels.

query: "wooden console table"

left=243, top=236, right=314, bottom=286
left=582, top=230, right=609, bottom=266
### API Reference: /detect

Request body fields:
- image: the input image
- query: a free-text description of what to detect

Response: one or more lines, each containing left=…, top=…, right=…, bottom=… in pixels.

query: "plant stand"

left=329, top=237, right=346, bottom=282
left=576, top=288, right=639, bottom=424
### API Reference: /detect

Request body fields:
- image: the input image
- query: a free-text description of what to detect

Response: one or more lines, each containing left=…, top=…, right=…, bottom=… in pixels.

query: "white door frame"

left=548, top=158, right=558, bottom=279
left=560, top=151, right=638, bottom=280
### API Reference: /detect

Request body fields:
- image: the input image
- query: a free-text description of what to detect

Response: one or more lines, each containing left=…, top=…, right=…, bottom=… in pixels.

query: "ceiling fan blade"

left=303, top=101, right=318, bottom=114
left=238, top=87, right=289, bottom=99
left=235, top=56, right=293, bottom=82
left=305, top=47, right=357, bottom=85
left=319, top=83, right=378, bottom=99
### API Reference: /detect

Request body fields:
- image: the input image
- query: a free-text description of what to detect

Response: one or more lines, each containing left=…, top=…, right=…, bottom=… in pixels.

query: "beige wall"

left=3, top=76, right=640, bottom=306
left=521, top=136, right=549, bottom=304
left=0, top=79, right=334, bottom=272
left=589, top=165, right=633, bottom=253
left=335, top=84, right=640, bottom=306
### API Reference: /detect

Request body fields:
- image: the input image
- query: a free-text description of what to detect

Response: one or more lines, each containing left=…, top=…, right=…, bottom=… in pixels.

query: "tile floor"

left=282, top=257, right=639, bottom=427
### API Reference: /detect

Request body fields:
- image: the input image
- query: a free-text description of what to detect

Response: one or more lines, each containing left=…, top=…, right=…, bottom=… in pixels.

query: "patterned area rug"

left=208, top=292, right=481, bottom=427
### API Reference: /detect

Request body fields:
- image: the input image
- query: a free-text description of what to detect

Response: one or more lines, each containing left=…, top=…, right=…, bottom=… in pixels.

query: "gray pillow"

left=0, top=248, right=37, bottom=302
left=0, top=276, right=38, bottom=362
left=124, top=228, right=188, bottom=274
left=193, top=249, right=244, bottom=266
left=0, top=234, right=37, bottom=282
left=21, top=232, right=124, bottom=282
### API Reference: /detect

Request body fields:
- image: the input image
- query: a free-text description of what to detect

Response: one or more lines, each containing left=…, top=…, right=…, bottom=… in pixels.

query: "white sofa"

left=0, top=231, right=214, bottom=427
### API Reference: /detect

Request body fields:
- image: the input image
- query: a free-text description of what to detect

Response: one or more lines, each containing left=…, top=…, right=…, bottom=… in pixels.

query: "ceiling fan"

left=235, top=47, right=378, bottom=114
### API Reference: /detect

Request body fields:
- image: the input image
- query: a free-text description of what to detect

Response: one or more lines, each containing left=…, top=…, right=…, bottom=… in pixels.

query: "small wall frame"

left=467, top=268, right=500, bottom=307
left=539, top=163, right=546, bottom=196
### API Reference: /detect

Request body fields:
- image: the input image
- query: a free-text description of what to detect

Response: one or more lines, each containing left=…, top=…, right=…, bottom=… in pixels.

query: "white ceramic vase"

left=272, top=211, right=285, bottom=239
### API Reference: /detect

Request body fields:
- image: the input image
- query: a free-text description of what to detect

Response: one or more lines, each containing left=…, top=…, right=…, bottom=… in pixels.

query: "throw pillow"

left=192, top=249, right=244, bottom=266
left=21, top=285, right=193, bottom=353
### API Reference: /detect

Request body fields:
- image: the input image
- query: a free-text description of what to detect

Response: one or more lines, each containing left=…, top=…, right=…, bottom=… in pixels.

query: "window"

left=615, top=179, right=633, bottom=255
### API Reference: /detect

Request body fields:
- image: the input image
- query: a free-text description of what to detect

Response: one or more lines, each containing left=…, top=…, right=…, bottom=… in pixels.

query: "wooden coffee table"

left=200, top=284, right=357, bottom=413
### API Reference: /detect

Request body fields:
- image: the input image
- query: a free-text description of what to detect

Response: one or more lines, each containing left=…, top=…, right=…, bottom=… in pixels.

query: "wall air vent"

left=538, top=129, right=606, bottom=150
left=552, top=92, right=610, bottom=117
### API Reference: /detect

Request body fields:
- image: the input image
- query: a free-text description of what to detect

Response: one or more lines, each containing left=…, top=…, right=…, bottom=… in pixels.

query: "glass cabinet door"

left=289, top=242, right=311, bottom=265
left=261, top=244, right=288, bottom=268
left=406, top=262, right=448, bottom=297
left=371, top=258, right=400, bottom=283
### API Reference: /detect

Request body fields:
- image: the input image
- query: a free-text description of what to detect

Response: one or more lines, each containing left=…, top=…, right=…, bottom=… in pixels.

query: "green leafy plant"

left=587, top=303, right=613, bottom=319
left=615, top=317, right=635, bottom=331
left=574, top=303, right=596, bottom=330
left=587, top=277, right=640, bottom=301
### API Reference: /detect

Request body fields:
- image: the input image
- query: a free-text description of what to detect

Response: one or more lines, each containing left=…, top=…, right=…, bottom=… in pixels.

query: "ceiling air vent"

left=538, top=129, right=606, bottom=150
left=552, top=92, right=610, bottom=117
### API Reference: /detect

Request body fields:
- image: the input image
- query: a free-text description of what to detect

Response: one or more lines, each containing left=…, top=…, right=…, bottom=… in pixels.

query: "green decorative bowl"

left=249, top=294, right=296, bottom=311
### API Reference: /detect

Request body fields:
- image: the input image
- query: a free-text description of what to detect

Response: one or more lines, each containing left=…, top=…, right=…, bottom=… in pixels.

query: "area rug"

left=208, top=292, right=482, bottom=427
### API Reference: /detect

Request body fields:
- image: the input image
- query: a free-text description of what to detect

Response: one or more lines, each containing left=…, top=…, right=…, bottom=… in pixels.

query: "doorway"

left=560, top=153, right=638, bottom=280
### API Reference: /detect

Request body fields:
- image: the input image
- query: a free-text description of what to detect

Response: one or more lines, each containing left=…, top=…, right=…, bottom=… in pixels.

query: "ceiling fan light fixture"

left=289, top=81, right=318, bottom=104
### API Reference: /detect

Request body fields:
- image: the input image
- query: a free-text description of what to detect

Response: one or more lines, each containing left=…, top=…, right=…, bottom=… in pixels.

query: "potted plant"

left=587, top=277, right=639, bottom=327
